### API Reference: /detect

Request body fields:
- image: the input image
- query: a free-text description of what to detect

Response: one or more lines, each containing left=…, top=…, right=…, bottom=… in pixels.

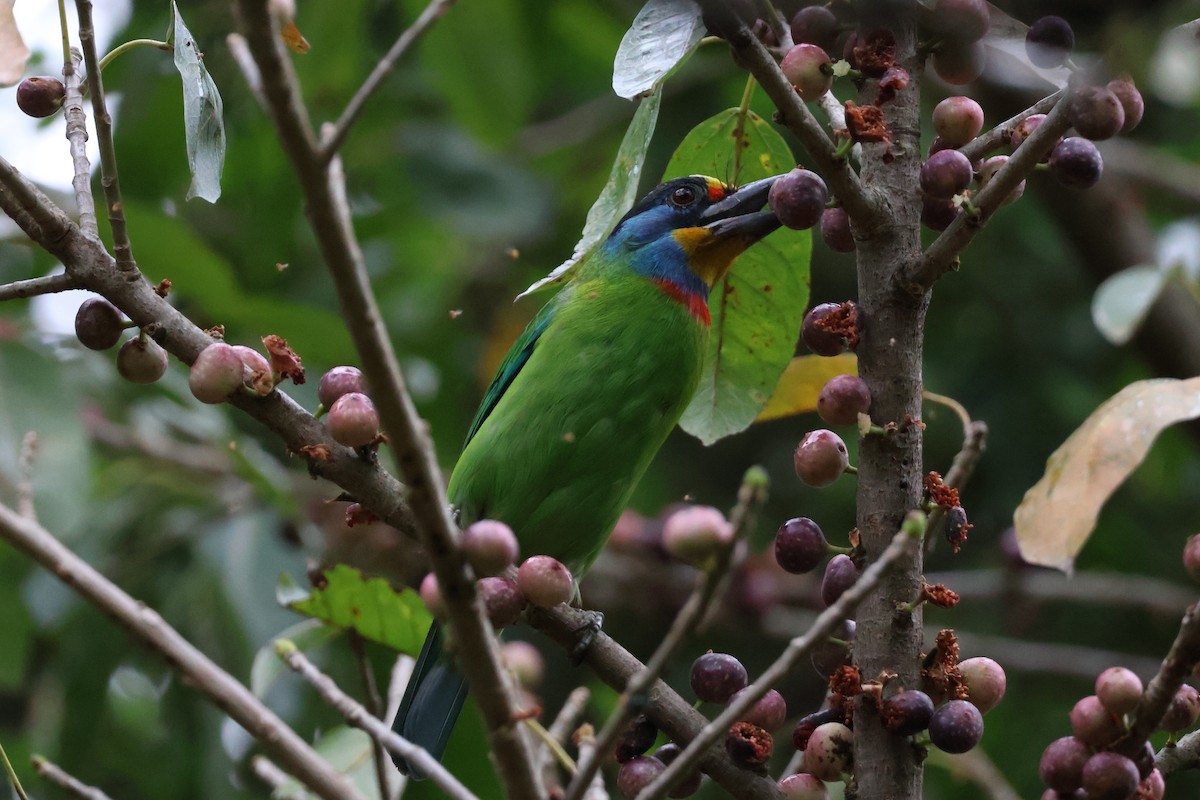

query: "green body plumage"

left=393, top=175, right=780, bottom=777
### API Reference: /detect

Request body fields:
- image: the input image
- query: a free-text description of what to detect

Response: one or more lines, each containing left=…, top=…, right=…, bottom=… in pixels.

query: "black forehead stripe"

left=613, top=176, right=715, bottom=230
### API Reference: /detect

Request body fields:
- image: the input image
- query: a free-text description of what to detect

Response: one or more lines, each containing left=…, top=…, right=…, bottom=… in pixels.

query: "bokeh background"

left=0, top=0, right=1199, bottom=797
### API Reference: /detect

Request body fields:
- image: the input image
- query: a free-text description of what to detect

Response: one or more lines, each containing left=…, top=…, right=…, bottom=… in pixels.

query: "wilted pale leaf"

left=0, top=0, right=29, bottom=86
left=172, top=1, right=225, bottom=202
left=756, top=354, right=858, bottom=422
left=664, top=107, right=811, bottom=444
left=1015, top=377, right=1200, bottom=572
left=277, top=564, right=431, bottom=655
left=518, top=89, right=661, bottom=298
left=612, top=0, right=704, bottom=99
left=1091, top=265, right=1165, bottom=346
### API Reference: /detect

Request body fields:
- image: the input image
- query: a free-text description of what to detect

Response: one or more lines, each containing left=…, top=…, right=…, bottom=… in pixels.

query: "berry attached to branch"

left=16, top=76, right=66, bottom=118
left=795, top=429, right=851, bottom=488
left=75, top=298, right=125, bottom=351
left=769, top=167, right=830, bottom=230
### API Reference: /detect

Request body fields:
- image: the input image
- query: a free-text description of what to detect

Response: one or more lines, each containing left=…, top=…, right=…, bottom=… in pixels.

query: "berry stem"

left=523, top=718, right=576, bottom=773
left=97, top=39, right=172, bottom=72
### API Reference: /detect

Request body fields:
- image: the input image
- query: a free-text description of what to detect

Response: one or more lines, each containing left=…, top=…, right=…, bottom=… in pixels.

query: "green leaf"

left=250, top=618, right=340, bottom=698
left=171, top=1, right=225, bottom=202
left=518, top=89, right=662, bottom=298
left=664, top=107, right=812, bottom=444
left=277, top=565, right=432, bottom=655
left=1015, top=377, right=1200, bottom=573
left=612, top=0, right=705, bottom=99
left=1091, top=265, right=1165, bottom=346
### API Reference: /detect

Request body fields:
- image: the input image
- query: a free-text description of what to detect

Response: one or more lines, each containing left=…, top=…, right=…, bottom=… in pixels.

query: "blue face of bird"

left=607, top=175, right=781, bottom=288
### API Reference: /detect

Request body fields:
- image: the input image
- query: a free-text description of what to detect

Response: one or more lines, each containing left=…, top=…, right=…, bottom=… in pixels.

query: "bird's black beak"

left=697, top=175, right=782, bottom=243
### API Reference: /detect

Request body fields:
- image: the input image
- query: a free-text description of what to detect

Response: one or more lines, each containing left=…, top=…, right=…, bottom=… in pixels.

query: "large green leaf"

left=664, top=107, right=812, bottom=444
left=612, top=0, right=705, bottom=99
left=171, top=1, right=225, bottom=202
left=277, top=565, right=431, bottom=655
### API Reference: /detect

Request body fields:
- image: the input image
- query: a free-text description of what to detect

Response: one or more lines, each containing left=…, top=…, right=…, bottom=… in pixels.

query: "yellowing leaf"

left=1015, top=377, right=1200, bottom=573
left=756, top=354, right=858, bottom=422
left=0, top=0, right=30, bottom=87
left=281, top=20, right=310, bottom=53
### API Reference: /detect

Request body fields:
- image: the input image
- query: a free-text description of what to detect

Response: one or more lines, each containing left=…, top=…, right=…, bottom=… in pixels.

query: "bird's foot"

left=570, top=610, right=604, bottom=663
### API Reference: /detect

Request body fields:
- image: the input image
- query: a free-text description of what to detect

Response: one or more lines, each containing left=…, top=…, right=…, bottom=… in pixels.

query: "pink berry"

left=977, top=155, right=1026, bottom=205
left=318, top=366, right=366, bottom=408
left=461, top=519, right=519, bottom=576
left=778, top=773, right=827, bottom=800
left=804, top=721, right=853, bottom=781
left=1081, top=752, right=1139, bottom=800
left=1095, top=666, right=1143, bottom=716
left=1069, top=695, right=1123, bottom=747
left=617, top=756, right=665, bottom=799
left=959, top=656, right=1006, bottom=713
left=232, top=345, right=274, bottom=395
left=500, top=640, right=543, bottom=688
left=1140, top=768, right=1165, bottom=800
left=817, top=374, right=871, bottom=425
left=1068, top=85, right=1125, bottom=141
left=1039, top=735, right=1089, bottom=794
left=117, top=336, right=169, bottom=384
left=1159, top=684, right=1200, bottom=732
left=933, top=96, right=984, bottom=147
left=189, top=343, right=246, bottom=403
left=794, top=429, right=849, bottom=488
left=515, top=555, right=573, bottom=608
left=780, top=44, right=834, bottom=102
left=730, top=687, right=787, bottom=732
left=662, top=505, right=732, bottom=568
left=419, top=572, right=446, bottom=619
left=326, top=392, right=380, bottom=447
left=478, top=576, right=526, bottom=627
left=1184, top=533, right=1200, bottom=582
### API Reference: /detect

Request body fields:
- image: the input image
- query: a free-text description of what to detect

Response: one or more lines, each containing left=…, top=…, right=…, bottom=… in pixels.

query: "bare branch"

left=1157, top=728, right=1200, bottom=776
left=1118, top=604, right=1200, bottom=759
left=31, top=756, right=114, bottom=800
left=0, top=502, right=367, bottom=800
left=318, top=0, right=456, bottom=163
left=275, top=639, right=478, bottom=800
left=251, top=756, right=311, bottom=800
left=61, top=47, right=98, bottom=237
left=0, top=272, right=79, bottom=301
left=76, top=0, right=136, bottom=271
left=958, top=90, right=1062, bottom=164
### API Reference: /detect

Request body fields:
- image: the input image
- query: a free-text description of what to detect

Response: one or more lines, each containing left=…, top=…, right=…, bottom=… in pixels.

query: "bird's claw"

left=570, top=610, right=604, bottom=663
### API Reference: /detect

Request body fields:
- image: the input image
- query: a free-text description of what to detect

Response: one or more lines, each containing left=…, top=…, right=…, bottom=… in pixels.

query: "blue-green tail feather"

left=392, top=623, right=468, bottom=778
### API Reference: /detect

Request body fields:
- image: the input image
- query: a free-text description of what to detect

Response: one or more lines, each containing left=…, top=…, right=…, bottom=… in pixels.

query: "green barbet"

left=394, top=174, right=781, bottom=775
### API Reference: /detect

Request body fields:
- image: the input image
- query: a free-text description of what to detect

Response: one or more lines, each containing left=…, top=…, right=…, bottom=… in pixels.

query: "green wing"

left=463, top=288, right=571, bottom=448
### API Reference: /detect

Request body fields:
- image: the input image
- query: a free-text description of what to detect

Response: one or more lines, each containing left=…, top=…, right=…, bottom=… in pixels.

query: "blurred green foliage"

left=0, top=1, right=1197, bottom=799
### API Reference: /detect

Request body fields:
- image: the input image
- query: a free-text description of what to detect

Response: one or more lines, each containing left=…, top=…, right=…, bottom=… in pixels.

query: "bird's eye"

left=670, top=186, right=698, bottom=207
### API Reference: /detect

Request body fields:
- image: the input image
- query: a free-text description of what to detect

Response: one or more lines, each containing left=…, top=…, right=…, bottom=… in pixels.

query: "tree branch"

left=1118, top=603, right=1200, bottom=759
left=61, top=47, right=97, bottom=237
left=0, top=502, right=366, bottom=800
left=958, top=90, right=1062, bottom=164
left=30, top=756, right=114, bottom=800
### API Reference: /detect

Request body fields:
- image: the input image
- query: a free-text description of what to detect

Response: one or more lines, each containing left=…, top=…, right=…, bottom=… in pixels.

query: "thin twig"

left=565, top=468, right=768, bottom=800
left=318, top=0, right=456, bottom=163
left=0, top=742, right=29, bottom=800
left=0, top=502, right=367, bottom=800
left=61, top=47, right=98, bottom=237
left=0, top=273, right=79, bottom=301
left=275, top=640, right=478, bottom=800
left=638, top=525, right=924, bottom=799
left=349, top=632, right=390, bottom=800
left=235, top=2, right=543, bottom=791
left=0, top=155, right=75, bottom=242
left=958, top=90, right=1062, bottom=163
left=721, top=20, right=881, bottom=232
left=542, top=687, right=590, bottom=790
left=1118, top=604, right=1200, bottom=759
left=76, top=0, right=136, bottom=271
left=572, top=725, right=611, bottom=800
left=904, top=88, right=1074, bottom=293
left=251, top=756, right=310, bottom=800
left=31, top=756, right=113, bottom=800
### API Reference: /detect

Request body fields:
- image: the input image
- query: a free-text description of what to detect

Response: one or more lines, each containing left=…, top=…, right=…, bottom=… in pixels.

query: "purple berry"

left=1095, top=666, right=1143, bottom=716
left=802, top=303, right=848, bottom=356
left=616, top=715, right=658, bottom=762
left=790, top=6, right=838, bottom=51
left=189, top=343, right=246, bottom=404
left=794, top=429, right=849, bottom=488
left=1040, top=736, right=1090, bottom=794
left=515, top=555, right=573, bottom=608
left=500, top=641, right=543, bottom=688
left=462, top=519, right=519, bottom=577
left=662, top=505, right=732, bottom=568
left=880, top=689, right=935, bottom=736
left=327, top=392, right=380, bottom=447
left=1081, top=752, right=1139, bottom=800
left=774, top=516, right=828, bottom=574
left=780, top=44, right=834, bottom=102
left=690, top=652, right=748, bottom=703
left=778, top=773, right=828, bottom=800
left=1026, top=16, right=1075, bottom=69
left=920, top=149, right=973, bottom=199
left=817, top=374, right=871, bottom=425
left=117, top=336, right=168, bottom=384
left=16, top=76, right=65, bottom=118
left=929, top=699, right=984, bottom=753
left=1009, top=114, right=1050, bottom=152
left=977, top=155, right=1026, bottom=205
left=318, top=366, right=366, bottom=408
left=921, top=197, right=961, bottom=231
left=1068, top=85, right=1126, bottom=141
left=804, top=721, right=853, bottom=781
left=1159, top=684, right=1200, bottom=732
left=1049, top=137, right=1104, bottom=189
left=74, top=297, right=124, bottom=351
left=1070, top=695, right=1123, bottom=747
left=1107, top=77, right=1144, bottom=133
left=793, top=707, right=843, bottom=751
left=652, top=743, right=702, bottom=798
left=927, top=0, right=989, bottom=44
left=1184, top=533, right=1200, bottom=582
left=730, top=687, right=787, bottom=732
left=617, top=756, right=665, bottom=799
left=769, top=167, right=830, bottom=230
left=959, top=657, right=1006, bottom=714
left=478, top=576, right=525, bottom=628
left=820, top=207, right=855, bottom=253
left=419, top=572, right=446, bottom=619
left=933, top=96, right=984, bottom=147
left=932, top=40, right=986, bottom=85
left=820, top=554, right=858, bottom=606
